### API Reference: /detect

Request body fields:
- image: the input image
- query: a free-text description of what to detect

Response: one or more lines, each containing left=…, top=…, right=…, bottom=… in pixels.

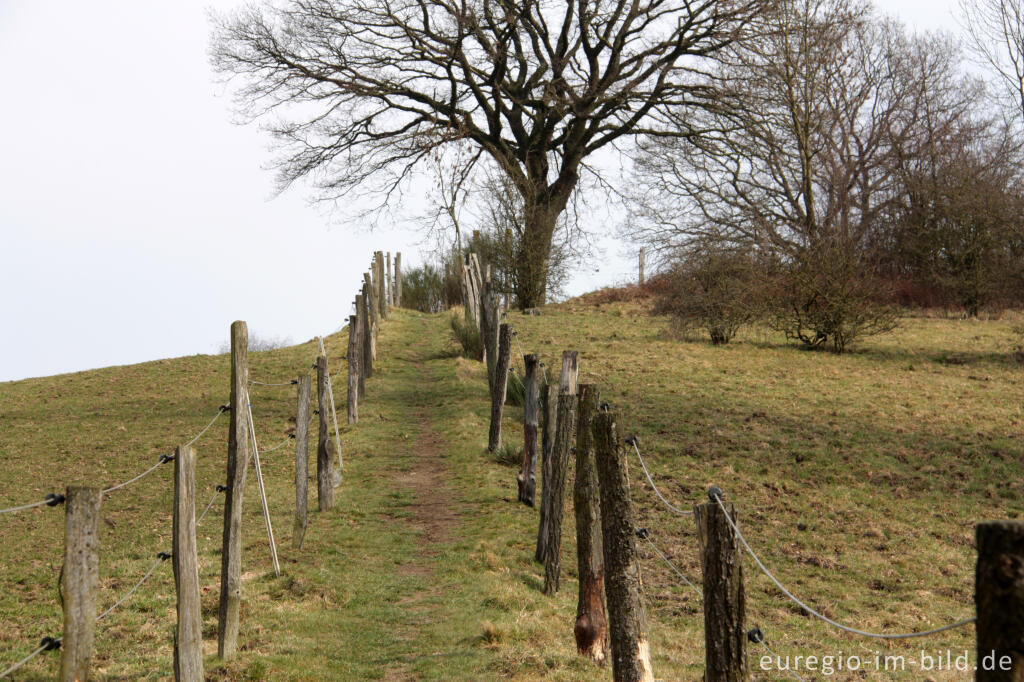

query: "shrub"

left=654, top=247, right=766, bottom=344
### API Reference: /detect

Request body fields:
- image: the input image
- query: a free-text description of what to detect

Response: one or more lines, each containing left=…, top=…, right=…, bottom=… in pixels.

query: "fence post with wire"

left=173, top=444, right=203, bottom=682
left=542, top=352, right=579, bottom=596
left=315, top=354, right=335, bottom=512
left=217, top=319, right=249, bottom=661
left=696, top=488, right=746, bottom=681
left=573, top=383, right=608, bottom=663
left=592, top=411, right=654, bottom=682
left=347, top=314, right=360, bottom=424
left=976, top=520, right=1024, bottom=681
left=61, top=485, right=101, bottom=682
left=294, top=373, right=312, bottom=549
left=488, top=323, right=512, bottom=453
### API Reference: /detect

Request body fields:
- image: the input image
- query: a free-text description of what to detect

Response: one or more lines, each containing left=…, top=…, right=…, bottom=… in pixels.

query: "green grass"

left=1, top=297, right=1022, bottom=679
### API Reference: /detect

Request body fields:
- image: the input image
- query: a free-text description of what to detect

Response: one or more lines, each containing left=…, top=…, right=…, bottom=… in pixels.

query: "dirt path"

left=380, top=320, right=463, bottom=680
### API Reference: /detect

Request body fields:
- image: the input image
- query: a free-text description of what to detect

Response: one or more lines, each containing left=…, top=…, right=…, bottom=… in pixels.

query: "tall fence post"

left=294, top=374, right=311, bottom=549
left=316, top=355, right=335, bottom=511
left=363, top=275, right=378, bottom=361
left=638, top=247, right=646, bottom=286
left=593, top=412, right=654, bottom=682
left=347, top=315, right=360, bottom=424
left=976, top=521, right=1024, bottom=681
left=218, top=320, right=249, bottom=661
left=386, top=251, right=393, bottom=307
left=375, top=252, right=387, bottom=319
left=574, top=384, right=607, bottom=663
left=481, top=279, right=496, bottom=371
left=60, top=485, right=101, bottom=682
left=535, top=381, right=559, bottom=563
left=695, top=490, right=746, bottom=681
left=517, top=353, right=541, bottom=506
left=488, top=323, right=512, bottom=452
left=394, top=251, right=402, bottom=307
left=173, top=445, right=203, bottom=682
left=358, top=291, right=373, bottom=384
left=543, top=354, right=579, bottom=595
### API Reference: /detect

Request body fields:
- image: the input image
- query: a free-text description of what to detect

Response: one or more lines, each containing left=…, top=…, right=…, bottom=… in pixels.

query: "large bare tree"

left=211, top=0, right=762, bottom=307
left=960, top=0, right=1024, bottom=123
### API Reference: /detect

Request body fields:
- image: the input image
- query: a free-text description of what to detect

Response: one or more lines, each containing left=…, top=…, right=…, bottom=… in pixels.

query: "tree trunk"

left=513, top=177, right=575, bottom=308
left=574, top=384, right=607, bottom=663
left=976, top=520, right=1024, bottom=681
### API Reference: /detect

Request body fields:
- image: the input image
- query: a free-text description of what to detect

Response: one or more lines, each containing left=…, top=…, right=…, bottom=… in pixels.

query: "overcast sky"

left=0, top=0, right=967, bottom=382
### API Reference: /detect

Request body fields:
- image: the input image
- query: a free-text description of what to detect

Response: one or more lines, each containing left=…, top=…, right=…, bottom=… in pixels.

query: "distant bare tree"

left=211, top=0, right=764, bottom=307
left=960, top=0, right=1024, bottom=122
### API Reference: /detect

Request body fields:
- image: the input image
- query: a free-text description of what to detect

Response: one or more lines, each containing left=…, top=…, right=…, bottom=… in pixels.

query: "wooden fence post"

left=347, top=315, right=360, bottom=424
left=358, top=291, right=373, bottom=384
left=543, top=367, right=578, bottom=595
left=535, top=381, right=559, bottom=563
left=488, top=324, right=512, bottom=452
left=695, top=490, right=746, bottom=681
left=218, top=320, right=249, bottom=661
left=173, top=445, right=203, bottom=682
left=316, top=355, right=335, bottom=511
left=574, top=384, right=607, bottom=663
left=639, top=247, right=646, bottom=286
left=294, top=374, right=311, bottom=549
left=395, top=252, right=402, bottom=307
left=593, top=412, right=654, bottom=682
left=481, top=280, right=496, bottom=371
left=517, top=354, right=541, bottom=506
left=60, top=485, right=100, bottom=682
left=386, top=251, right=393, bottom=307
left=976, top=521, right=1024, bottom=681
left=560, top=350, right=579, bottom=395
left=363, top=275, right=378, bottom=361
left=375, top=252, right=387, bottom=319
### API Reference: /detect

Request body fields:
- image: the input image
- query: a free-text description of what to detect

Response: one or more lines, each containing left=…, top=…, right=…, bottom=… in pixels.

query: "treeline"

left=628, top=0, right=1024, bottom=351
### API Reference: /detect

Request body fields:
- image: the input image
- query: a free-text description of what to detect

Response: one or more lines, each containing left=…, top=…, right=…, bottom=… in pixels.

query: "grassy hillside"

left=1, top=296, right=1021, bottom=679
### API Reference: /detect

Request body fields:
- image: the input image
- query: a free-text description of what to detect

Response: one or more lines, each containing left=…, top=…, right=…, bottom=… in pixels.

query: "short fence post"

left=976, top=520, right=1024, bottom=681
left=60, top=485, right=101, bottom=682
left=695, top=490, right=746, bottom=681
left=535, top=382, right=559, bottom=563
left=294, top=374, right=311, bottom=549
left=218, top=320, right=249, bottom=661
left=394, top=252, right=402, bottom=307
left=173, top=445, right=203, bottom=682
left=593, top=412, right=654, bottom=682
left=638, top=247, right=646, bottom=286
left=517, top=354, right=541, bottom=506
left=347, top=315, right=360, bottom=424
left=488, top=323, right=512, bottom=452
left=574, top=384, right=607, bottom=663
left=542, top=357, right=579, bottom=595
left=358, top=291, right=373, bottom=383
left=315, top=355, right=335, bottom=511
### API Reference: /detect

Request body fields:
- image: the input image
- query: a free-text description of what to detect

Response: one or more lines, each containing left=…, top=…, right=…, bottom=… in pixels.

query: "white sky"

left=0, top=0, right=967, bottom=382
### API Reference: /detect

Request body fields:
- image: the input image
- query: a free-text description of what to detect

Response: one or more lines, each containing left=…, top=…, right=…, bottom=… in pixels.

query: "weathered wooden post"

left=316, top=355, right=335, bottom=511
left=535, top=380, right=559, bottom=563
left=542, top=354, right=579, bottom=595
left=61, top=485, right=100, bottom=682
left=639, top=248, right=646, bottom=286
left=488, top=324, right=512, bottom=452
left=976, top=521, right=1024, bottom=681
left=394, top=252, right=402, bottom=307
left=517, top=354, right=540, bottom=506
left=375, top=252, right=387, bottom=319
left=481, top=280, right=497, bottom=371
left=358, top=291, right=373, bottom=384
left=173, top=445, right=203, bottom=682
left=363, top=274, right=378, bottom=360
left=696, top=489, right=746, bottom=681
left=347, top=315, right=360, bottom=424
left=293, top=374, right=311, bottom=549
left=218, top=320, right=249, bottom=661
left=574, top=384, right=607, bottom=662
left=593, top=412, right=653, bottom=682
left=386, top=251, right=393, bottom=307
